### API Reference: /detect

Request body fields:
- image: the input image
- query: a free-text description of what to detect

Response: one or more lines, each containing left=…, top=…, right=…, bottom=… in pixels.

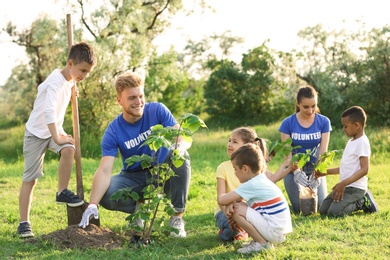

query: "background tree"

left=295, top=23, right=390, bottom=127
left=204, top=42, right=292, bottom=128
left=1, top=0, right=199, bottom=135
left=1, top=16, right=69, bottom=126
left=1, top=2, right=389, bottom=132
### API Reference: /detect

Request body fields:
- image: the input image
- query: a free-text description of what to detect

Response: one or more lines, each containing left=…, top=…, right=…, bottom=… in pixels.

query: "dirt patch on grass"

left=26, top=224, right=125, bottom=250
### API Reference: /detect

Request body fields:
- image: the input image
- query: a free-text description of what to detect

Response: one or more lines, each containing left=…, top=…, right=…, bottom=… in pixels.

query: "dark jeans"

left=319, top=187, right=365, bottom=217
left=100, top=150, right=191, bottom=213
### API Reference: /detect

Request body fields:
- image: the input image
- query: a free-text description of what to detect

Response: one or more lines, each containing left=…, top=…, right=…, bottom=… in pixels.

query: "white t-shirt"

left=340, top=134, right=371, bottom=190
left=26, top=69, right=74, bottom=139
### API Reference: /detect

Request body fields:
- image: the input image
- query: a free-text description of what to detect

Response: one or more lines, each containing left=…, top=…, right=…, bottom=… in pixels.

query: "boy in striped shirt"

left=218, top=143, right=293, bottom=254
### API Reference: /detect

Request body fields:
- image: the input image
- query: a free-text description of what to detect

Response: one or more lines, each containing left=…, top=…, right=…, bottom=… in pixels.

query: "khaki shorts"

left=22, top=130, right=75, bottom=182
left=246, top=207, right=286, bottom=244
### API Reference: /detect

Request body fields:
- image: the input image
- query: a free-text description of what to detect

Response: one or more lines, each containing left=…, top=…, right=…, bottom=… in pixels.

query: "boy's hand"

left=224, top=203, right=235, bottom=216
left=55, top=134, right=74, bottom=145
left=170, top=143, right=186, bottom=157
left=331, top=182, right=346, bottom=202
left=313, top=170, right=327, bottom=178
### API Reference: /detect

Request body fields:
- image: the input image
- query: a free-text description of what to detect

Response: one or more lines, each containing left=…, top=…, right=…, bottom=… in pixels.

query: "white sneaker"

left=126, top=201, right=144, bottom=229
left=126, top=217, right=145, bottom=229
left=134, top=218, right=145, bottom=228
left=169, top=216, right=186, bottom=238
left=241, top=240, right=274, bottom=248
left=238, top=241, right=273, bottom=254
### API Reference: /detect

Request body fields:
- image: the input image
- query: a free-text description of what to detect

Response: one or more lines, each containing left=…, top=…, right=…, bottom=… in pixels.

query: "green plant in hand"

left=110, top=113, right=207, bottom=246
left=267, top=138, right=301, bottom=157
left=314, top=149, right=343, bottom=173
left=292, top=149, right=313, bottom=168
left=291, top=147, right=343, bottom=171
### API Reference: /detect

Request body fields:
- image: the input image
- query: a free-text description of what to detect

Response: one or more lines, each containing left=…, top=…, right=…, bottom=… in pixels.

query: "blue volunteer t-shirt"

left=278, top=113, right=332, bottom=163
left=101, top=102, right=177, bottom=171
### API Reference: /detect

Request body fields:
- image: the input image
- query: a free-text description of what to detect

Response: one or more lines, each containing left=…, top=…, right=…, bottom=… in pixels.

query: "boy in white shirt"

left=218, top=143, right=293, bottom=254
left=17, top=42, right=96, bottom=238
left=315, top=106, right=378, bottom=216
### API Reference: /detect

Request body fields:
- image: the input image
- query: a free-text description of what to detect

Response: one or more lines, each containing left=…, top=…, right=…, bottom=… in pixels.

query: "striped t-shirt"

left=235, top=174, right=293, bottom=234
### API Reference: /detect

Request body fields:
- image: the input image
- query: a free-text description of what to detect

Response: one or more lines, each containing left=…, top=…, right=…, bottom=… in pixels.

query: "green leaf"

left=314, top=149, right=343, bottom=173
left=151, top=124, right=164, bottom=131
left=131, top=191, right=140, bottom=201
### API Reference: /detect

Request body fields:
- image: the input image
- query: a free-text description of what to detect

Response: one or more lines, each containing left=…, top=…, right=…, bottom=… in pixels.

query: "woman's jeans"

left=283, top=163, right=327, bottom=214
left=100, top=150, right=191, bottom=214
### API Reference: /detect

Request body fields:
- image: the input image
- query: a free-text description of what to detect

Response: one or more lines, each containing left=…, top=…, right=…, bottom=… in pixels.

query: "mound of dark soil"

left=26, top=224, right=125, bottom=250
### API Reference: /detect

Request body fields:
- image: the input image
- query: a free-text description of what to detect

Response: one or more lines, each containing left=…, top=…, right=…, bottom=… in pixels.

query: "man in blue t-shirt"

left=78, top=71, right=191, bottom=238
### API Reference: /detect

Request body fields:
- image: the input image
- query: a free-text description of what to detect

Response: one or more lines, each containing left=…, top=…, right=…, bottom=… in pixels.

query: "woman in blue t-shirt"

left=279, top=85, right=332, bottom=214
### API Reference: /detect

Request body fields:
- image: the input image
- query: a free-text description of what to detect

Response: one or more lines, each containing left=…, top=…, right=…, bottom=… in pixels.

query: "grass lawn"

left=1, top=124, right=389, bottom=259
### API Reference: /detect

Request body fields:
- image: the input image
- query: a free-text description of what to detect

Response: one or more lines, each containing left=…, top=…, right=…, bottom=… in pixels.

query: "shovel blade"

left=67, top=202, right=100, bottom=226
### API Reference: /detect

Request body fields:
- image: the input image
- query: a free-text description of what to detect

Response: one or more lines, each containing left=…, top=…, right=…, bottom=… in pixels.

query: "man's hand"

left=78, top=204, right=99, bottom=228
left=171, top=143, right=186, bottom=157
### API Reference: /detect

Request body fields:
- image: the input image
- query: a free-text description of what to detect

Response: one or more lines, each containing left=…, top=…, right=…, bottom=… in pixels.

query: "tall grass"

left=1, top=124, right=389, bottom=259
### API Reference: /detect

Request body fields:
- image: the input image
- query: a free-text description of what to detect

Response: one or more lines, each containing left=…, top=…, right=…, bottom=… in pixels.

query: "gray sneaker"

left=238, top=241, right=273, bottom=254
left=169, top=216, right=186, bottom=238
left=362, top=190, right=378, bottom=213
left=17, top=222, right=34, bottom=238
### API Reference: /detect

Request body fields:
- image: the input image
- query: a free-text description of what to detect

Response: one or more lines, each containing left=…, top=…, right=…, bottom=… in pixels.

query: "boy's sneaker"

left=238, top=241, right=273, bottom=254
left=17, top=222, right=34, bottom=238
left=56, top=189, right=84, bottom=207
left=234, top=231, right=249, bottom=241
left=169, top=216, right=186, bottom=238
left=241, top=240, right=274, bottom=249
left=362, top=190, right=378, bottom=213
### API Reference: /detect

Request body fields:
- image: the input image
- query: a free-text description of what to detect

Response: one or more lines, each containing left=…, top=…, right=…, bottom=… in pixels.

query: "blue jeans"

left=283, top=163, right=327, bottom=214
left=215, top=210, right=238, bottom=241
left=99, top=149, right=191, bottom=213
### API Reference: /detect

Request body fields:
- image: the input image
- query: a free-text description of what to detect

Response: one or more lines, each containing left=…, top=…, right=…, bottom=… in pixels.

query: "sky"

left=1, top=0, right=389, bottom=85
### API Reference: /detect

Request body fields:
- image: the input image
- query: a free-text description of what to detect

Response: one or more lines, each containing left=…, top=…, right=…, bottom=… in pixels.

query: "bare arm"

left=265, top=159, right=292, bottom=183
left=331, top=156, right=369, bottom=202
left=318, top=132, right=330, bottom=156
left=216, top=178, right=227, bottom=210
left=281, top=132, right=292, bottom=160
left=314, top=166, right=339, bottom=178
left=47, top=123, right=73, bottom=145
left=218, top=191, right=242, bottom=206
left=172, top=123, right=192, bottom=150
left=338, top=156, right=369, bottom=187
left=89, top=156, right=116, bottom=204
